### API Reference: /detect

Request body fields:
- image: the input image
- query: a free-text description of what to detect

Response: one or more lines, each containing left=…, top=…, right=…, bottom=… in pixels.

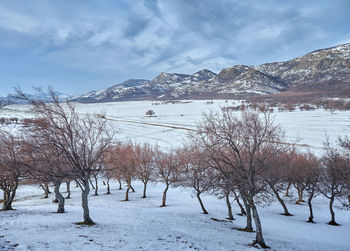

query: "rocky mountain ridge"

left=74, top=43, right=350, bottom=102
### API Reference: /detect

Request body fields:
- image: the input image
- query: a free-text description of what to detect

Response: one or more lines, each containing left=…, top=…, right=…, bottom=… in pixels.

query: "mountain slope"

left=256, top=43, right=350, bottom=91
left=75, top=43, right=350, bottom=102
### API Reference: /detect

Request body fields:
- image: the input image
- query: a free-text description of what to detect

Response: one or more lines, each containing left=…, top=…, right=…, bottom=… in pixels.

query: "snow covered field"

left=3, top=100, right=350, bottom=153
left=1, top=100, right=350, bottom=250
left=1, top=181, right=349, bottom=251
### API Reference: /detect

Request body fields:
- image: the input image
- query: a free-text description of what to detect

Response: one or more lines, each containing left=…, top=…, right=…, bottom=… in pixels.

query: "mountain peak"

left=74, top=42, right=350, bottom=102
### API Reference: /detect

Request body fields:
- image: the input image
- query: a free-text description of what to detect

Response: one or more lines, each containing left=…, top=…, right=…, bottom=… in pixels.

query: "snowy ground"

left=3, top=100, right=350, bottom=153
left=0, top=181, right=349, bottom=251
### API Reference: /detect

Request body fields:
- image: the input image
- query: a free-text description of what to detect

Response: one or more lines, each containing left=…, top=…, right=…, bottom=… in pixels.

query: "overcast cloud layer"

left=0, top=0, right=349, bottom=95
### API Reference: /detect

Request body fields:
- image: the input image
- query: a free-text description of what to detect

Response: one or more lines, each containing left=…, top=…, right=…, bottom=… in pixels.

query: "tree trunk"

left=89, top=179, right=95, bottom=190
left=242, top=195, right=253, bottom=231
left=271, top=185, right=291, bottom=216
left=45, top=183, right=51, bottom=194
left=81, top=179, right=93, bottom=224
left=123, top=182, right=131, bottom=201
left=2, top=181, right=18, bottom=211
left=118, top=179, right=122, bottom=190
left=130, top=185, right=135, bottom=193
left=2, top=191, right=12, bottom=210
left=66, top=181, right=71, bottom=199
left=328, top=195, right=338, bottom=225
left=348, top=194, right=350, bottom=206
left=41, top=184, right=49, bottom=198
left=233, top=191, right=246, bottom=215
left=296, top=188, right=304, bottom=204
left=307, top=193, right=314, bottom=223
left=160, top=183, right=169, bottom=207
left=249, top=197, right=269, bottom=248
left=2, top=190, right=11, bottom=210
left=54, top=180, right=65, bottom=213
left=94, top=176, right=98, bottom=196
left=106, top=179, right=110, bottom=194
left=196, top=192, right=208, bottom=214
left=142, top=181, right=147, bottom=198
left=225, top=190, right=234, bottom=220
left=285, top=182, right=291, bottom=197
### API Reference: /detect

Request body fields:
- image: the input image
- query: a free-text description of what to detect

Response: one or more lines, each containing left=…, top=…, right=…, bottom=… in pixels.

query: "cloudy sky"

left=0, top=0, right=349, bottom=95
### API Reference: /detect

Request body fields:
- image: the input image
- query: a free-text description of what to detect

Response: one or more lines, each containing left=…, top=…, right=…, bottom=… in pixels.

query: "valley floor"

left=3, top=100, right=350, bottom=154
left=0, top=181, right=349, bottom=251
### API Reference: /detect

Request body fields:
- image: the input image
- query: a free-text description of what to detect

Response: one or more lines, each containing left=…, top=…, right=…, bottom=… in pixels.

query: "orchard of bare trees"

left=0, top=92, right=350, bottom=248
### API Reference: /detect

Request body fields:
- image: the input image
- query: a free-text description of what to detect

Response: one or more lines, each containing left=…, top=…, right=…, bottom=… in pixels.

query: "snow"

left=2, top=100, right=350, bottom=153
left=73, top=100, right=350, bottom=154
left=1, top=100, right=350, bottom=250
left=0, top=181, right=349, bottom=250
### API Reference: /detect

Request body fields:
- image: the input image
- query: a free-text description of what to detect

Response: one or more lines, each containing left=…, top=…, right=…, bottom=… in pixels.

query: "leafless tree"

left=146, top=110, right=155, bottom=117
left=195, top=110, right=285, bottom=248
left=178, top=145, right=216, bottom=214
left=319, top=141, right=349, bottom=225
left=17, top=88, right=115, bottom=224
left=260, top=151, right=293, bottom=216
left=338, top=137, right=350, bottom=205
left=303, top=155, right=321, bottom=223
left=0, top=132, right=23, bottom=210
left=104, top=147, right=123, bottom=191
left=111, top=143, right=137, bottom=201
left=290, top=152, right=309, bottom=204
left=23, top=118, right=75, bottom=213
left=134, top=143, right=155, bottom=198
left=101, top=154, right=114, bottom=194
left=154, top=149, right=182, bottom=207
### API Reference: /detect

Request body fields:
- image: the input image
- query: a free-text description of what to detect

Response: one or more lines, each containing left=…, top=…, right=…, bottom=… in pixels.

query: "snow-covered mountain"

left=73, top=79, right=148, bottom=102
left=74, top=43, right=350, bottom=102
left=256, top=43, right=350, bottom=92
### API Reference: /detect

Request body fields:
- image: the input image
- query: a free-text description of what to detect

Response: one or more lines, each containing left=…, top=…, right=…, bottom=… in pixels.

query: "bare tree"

left=0, top=132, right=23, bottom=210
left=178, top=145, right=216, bottom=214
left=134, top=143, right=155, bottom=198
left=260, top=151, right=293, bottom=216
left=319, top=142, right=349, bottom=225
left=111, top=143, right=137, bottom=201
left=338, top=137, right=350, bottom=206
left=303, top=154, right=321, bottom=223
left=285, top=151, right=320, bottom=222
left=154, top=149, right=182, bottom=207
left=101, top=156, right=114, bottom=195
left=17, top=88, right=115, bottom=224
left=146, top=110, right=155, bottom=117
left=195, top=110, right=284, bottom=248
left=290, top=152, right=309, bottom=204
left=23, top=126, right=73, bottom=214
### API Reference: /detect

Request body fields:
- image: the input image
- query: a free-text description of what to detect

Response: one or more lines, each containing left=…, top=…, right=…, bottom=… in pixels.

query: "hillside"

left=74, top=43, right=350, bottom=103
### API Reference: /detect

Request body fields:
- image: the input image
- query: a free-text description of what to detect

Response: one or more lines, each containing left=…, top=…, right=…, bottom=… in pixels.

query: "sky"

left=0, top=0, right=350, bottom=96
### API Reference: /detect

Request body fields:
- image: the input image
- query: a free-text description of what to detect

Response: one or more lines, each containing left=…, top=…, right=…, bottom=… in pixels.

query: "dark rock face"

left=74, top=43, right=350, bottom=102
